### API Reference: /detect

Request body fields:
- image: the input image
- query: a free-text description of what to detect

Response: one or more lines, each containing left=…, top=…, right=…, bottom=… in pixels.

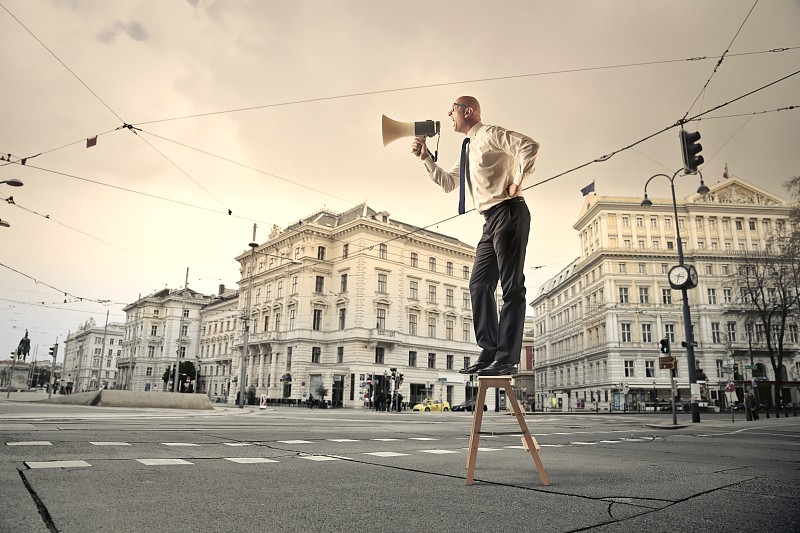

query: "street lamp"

left=0, top=179, right=23, bottom=187
left=641, top=169, right=709, bottom=423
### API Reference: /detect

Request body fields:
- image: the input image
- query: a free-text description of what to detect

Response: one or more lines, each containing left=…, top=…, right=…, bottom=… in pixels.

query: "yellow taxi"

left=412, top=399, right=451, bottom=412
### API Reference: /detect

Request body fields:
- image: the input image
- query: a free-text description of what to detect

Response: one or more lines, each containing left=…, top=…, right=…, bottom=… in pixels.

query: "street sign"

left=744, top=365, right=757, bottom=370
left=725, top=381, right=736, bottom=393
left=721, top=366, right=733, bottom=373
left=658, top=356, right=675, bottom=370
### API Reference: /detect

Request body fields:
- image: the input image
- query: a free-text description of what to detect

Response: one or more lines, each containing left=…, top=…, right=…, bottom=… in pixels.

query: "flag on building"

left=580, top=181, right=595, bottom=196
left=86, top=136, right=97, bottom=148
left=723, top=163, right=729, bottom=179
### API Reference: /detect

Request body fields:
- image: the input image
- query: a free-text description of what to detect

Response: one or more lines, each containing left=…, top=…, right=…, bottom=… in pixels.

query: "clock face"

left=668, top=266, right=689, bottom=287
left=688, top=265, right=699, bottom=286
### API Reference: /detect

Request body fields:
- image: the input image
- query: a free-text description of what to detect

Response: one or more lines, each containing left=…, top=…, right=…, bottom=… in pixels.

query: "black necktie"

left=459, top=137, right=470, bottom=214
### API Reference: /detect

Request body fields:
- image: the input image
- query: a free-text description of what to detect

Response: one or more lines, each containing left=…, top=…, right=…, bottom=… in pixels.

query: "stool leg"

left=504, top=383, right=550, bottom=486
left=465, top=381, right=488, bottom=485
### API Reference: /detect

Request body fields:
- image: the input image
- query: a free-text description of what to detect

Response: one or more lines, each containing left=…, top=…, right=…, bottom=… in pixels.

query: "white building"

left=231, top=204, right=481, bottom=408
left=118, top=288, right=213, bottom=392
left=198, top=285, right=239, bottom=400
left=531, top=178, right=799, bottom=412
left=63, top=317, right=124, bottom=392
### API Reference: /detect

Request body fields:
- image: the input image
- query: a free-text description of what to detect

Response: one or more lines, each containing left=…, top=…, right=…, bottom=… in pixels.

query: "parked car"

left=452, top=400, right=488, bottom=412
left=412, top=399, right=451, bottom=412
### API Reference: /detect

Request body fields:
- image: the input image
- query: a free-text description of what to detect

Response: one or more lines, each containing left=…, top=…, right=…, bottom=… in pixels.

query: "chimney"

left=218, top=284, right=225, bottom=296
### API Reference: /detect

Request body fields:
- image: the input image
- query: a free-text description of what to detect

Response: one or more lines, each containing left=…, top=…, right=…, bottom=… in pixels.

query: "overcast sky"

left=1, top=0, right=798, bottom=363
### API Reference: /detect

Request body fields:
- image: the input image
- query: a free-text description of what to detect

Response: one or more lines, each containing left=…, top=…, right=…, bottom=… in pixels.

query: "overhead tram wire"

left=131, top=46, right=800, bottom=127
left=690, top=105, right=798, bottom=121
left=0, top=261, right=125, bottom=306
left=681, top=0, right=760, bottom=122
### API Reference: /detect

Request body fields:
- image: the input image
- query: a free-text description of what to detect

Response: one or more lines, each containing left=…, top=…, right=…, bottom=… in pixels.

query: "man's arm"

left=411, top=138, right=459, bottom=194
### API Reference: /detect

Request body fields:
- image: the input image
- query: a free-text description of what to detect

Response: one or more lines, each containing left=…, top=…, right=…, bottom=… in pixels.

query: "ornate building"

left=197, top=285, right=239, bottom=399
left=63, top=317, right=124, bottom=392
left=229, top=204, right=481, bottom=407
left=531, top=178, right=799, bottom=412
left=118, top=288, right=213, bottom=392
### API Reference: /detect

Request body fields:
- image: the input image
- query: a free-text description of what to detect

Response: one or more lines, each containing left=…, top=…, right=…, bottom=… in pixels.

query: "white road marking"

left=162, top=443, right=201, bottom=447
left=419, top=449, right=460, bottom=454
left=26, top=460, right=91, bottom=469
left=371, top=438, right=401, bottom=442
left=328, top=439, right=360, bottom=442
left=90, top=442, right=130, bottom=446
left=7, top=441, right=52, bottom=446
left=278, top=440, right=313, bottom=444
left=364, top=451, right=408, bottom=457
left=300, top=455, right=341, bottom=461
left=223, top=443, right=253, bottom=447
left=408, top=437, right=439, bottom=441
left=136, top=459, right=193, bottom=465
left=225, top=458, right=279, bottom=464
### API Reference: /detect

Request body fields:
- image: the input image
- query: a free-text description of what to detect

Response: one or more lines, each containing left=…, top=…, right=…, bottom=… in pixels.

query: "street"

left=1, top=395, right=799, bottom=533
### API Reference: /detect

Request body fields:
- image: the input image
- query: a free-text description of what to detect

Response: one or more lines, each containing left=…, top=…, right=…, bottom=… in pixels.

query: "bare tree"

left=730, top=178, right=800, bottom=417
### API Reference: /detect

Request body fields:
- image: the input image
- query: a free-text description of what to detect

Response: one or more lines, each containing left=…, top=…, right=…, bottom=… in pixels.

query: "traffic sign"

left=744, top=365, right=757, bottom=370
left=725, top=382, right=736, bottom=393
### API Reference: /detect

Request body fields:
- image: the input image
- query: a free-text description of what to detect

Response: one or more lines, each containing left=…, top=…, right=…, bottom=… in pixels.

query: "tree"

left=730, top=178, right=800, bottom=417
left=161, top=361, right=197, bottom=392
left=315, top=384, right=329, bottom=402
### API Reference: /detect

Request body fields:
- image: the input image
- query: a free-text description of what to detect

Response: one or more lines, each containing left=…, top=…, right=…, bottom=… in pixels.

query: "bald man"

left=412, top=96, right=539, bottom=376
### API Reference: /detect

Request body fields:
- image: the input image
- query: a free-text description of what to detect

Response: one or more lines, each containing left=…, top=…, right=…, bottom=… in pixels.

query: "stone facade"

left=63, top=317, right=124, bottom=392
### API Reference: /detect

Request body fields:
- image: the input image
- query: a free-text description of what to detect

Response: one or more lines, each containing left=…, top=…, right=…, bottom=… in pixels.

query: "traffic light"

left=679, top=129, right=704, bottom=173
left=48, top=344, right=58, bottom=358
left=659, top=338, right=671, bottom=355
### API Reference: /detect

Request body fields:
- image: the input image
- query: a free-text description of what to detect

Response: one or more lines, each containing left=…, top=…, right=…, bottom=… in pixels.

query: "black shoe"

left=475, top=361, right=517, bottom=376
left=459, top=361, right=492, bottom=374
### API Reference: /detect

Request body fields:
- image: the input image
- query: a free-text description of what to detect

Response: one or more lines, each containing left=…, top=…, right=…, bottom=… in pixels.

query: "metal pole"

left=100, top=310, right=109, bottom=390
left=669, top=176, right=701, bottom=423
left=239, top=224, right=258, bottom=408
left=670, top=370, right=677, bottom=426
left=173, top=268, right=189, bottom=392
left=6, top=350, right=18, bottom=398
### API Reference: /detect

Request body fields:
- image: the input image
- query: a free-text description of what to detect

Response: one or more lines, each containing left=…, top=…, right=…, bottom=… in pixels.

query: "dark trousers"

left=470, top=197, right=530, bottom=365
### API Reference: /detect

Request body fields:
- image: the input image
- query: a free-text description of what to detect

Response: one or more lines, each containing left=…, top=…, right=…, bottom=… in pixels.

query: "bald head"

left=450, top=96, right=482, bottom=135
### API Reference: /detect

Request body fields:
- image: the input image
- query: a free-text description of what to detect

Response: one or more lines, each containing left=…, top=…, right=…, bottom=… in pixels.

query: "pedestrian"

left=308, top=393, right=314, bottom=409
left=744, top=393, right=753, bottom=421
left=412, top=96, right=539, bottom=376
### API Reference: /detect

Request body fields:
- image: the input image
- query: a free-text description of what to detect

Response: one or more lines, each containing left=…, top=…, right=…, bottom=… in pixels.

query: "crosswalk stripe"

left=364, top=451, right=408, bottom=457
left=26, top=460, right=91, bottom=469
left=90, top=442, right=130, bottom=446
left=136, top=459, right=193, bottom=465
left=419, top=449, right=459, bottom=454
left=225, top=458, right=279, bottom=464
left=162, top=443, right=201, bottom=447
left=278, top=440, right=313, bottom=444
left=300, top=455, right=341, bottom=461
left=7, top=441, right=52, bottom=446
left=328, top=439, right=360, bottom=442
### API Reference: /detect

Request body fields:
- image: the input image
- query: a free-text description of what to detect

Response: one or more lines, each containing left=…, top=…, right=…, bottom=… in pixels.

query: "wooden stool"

left=465, top=375, right=550, bottom=486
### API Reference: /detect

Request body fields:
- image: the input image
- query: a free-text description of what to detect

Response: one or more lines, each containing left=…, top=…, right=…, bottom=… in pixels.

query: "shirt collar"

left=467, top=122, right=483, bottom=141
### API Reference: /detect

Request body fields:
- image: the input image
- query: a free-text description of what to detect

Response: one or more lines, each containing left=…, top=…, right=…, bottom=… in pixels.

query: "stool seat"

left=465, top=375, right=550, bottom=486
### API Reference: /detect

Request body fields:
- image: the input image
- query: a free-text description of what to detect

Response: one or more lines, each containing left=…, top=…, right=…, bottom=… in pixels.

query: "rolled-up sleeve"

left=423, top=157, right=459, bottom=194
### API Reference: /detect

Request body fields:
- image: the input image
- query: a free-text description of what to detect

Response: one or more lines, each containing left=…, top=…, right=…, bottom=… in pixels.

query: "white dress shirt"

left=423, top=122, right=540, bottom=214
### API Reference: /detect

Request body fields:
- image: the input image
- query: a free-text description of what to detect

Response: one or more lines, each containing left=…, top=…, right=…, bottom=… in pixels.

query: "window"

left=622, top=216, right=629, bottom=227
left=317, top=246, right=326, bottom=260
left=705, top=264, right=713, bottom=275
left=462, top=292, right=470, bottom=310
left=428, top=285, right=437, bottom=304
left=464, top=356, right=471, bottom=370
left=337, top=346, right=344, bottom=364
left=645, top=360, right=655, bottom=378
left=624, top=360, right=635, bottom=377
left=315, top=276, right=324, bottom=293
left=636, top=216, right=644, bottom=227
left=376, top=308, right=386, bottom=330
left=379, top=243, right=387, bottom=260
left=277, top=281, right=283, bottom=298
left=708, top=323, right=726, bottom=346
left=312, top=347, right=321, bottom=364
left=462, top=320, right=471, bottom=342
left=375, top=347, right=384, bottom=364
left=619, top=287, right=629, bottom=304
left=726, top=322, right=737, bottom=342
left=661, top=264, right=668, bottom=274
left=408, top=313, right=418, bottom=335
left=408, top=351, right=417, bottom=367
left=665, top=324, right=676, bottom=343
left=377, top=273, right=387, bottom=293
left=638, top=263, right=646, bottom=274
left=181, top=325, right=188, bottom=337
left=788, top=324, right=799, bottom=343
left=429, top=257, right=436, bottom=272
left=427, top=352, right=436, bottom=369
left=446, top=354, right=454, bottom=370
left=446, top=262, right=453, bottom=276
left=338, top=308, right=346, bottom=330
left=409, top=280, right=418, bottom=300
left=289, top=308, right=296, bottom=330
left=340, top=274, right=348, bottom=293
left=722, top=287, right=732, bottom=304
left=446, top=288, right=454, bottom=306
left=639, top=287, right=650, bottom=304
left=151, top=325, right=158, bottom=336
left=146, top=367, right=153, bottom=376
left=153, top=310, right=159, bottom=318
left=749, top=219, right=756, bottom=231
left=312, top=309, right=322, bottom=331
left=342, top=243, right=349, bottom=259
left=641, top=323, right=652, bottom=343
left=428, top=316, right=437, bottom=338
left=148, top=346, right=155, bottom=358
left=183, top=309, right=189, bottom=318
left=621, top=323, right=632, bottom=342
left=274, top=312, right=281, bottom=331
left=618, top=263, right=627, bottom=273
left=662, top=288, right=672, bottom=305
left=650, top=217, right=658, bottom=228
left=291, top=277, right=298, bottom=295
left=735, top=219, right=743, bottom=230
left=410, top=252, right=418, bottom=267
left=463, top=266, right=470, bottom=279
left=446, top=319, right=454, bottom=340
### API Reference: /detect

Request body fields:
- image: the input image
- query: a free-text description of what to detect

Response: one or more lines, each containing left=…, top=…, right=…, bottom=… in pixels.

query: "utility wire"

left=0, top=261, right=123, bottom=306
left=0, top=1, right=124, bottom=123
left=691, top=105, right=798, bottom=121
left=682, top=0, right=760, bottom=122
left=133, top=46, right=798, bottom=126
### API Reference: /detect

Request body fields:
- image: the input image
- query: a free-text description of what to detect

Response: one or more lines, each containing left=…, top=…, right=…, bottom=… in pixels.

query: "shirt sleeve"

left=423, top=156, right=459, bottom=194
left=490, top=127, right=540, bottom=186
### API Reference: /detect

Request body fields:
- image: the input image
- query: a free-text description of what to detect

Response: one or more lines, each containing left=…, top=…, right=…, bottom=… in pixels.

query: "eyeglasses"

left=451, top=103, right=469, bottom=112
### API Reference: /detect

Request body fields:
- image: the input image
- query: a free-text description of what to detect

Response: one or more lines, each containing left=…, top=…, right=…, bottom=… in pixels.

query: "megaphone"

left=381, top=115, right=440, bottom=147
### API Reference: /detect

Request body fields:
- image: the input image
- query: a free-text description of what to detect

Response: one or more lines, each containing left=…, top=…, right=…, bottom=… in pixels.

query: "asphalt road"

left=1, top=395, right=798, bottom=533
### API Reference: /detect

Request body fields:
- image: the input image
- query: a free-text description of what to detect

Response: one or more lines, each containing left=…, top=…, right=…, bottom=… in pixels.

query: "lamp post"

left=0, top=179, right=23, bottom=227
left=238, top=225, right=259, bottom=409
left=641, top=169, right=709, bottom=423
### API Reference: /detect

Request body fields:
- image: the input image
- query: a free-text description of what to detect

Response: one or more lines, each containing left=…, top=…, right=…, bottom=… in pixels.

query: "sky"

left=1, top=0, right=798, bottom=364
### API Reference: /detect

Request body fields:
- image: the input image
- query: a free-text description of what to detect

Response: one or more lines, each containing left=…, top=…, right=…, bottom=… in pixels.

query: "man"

left=411, top=96, right=539, bottom=376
